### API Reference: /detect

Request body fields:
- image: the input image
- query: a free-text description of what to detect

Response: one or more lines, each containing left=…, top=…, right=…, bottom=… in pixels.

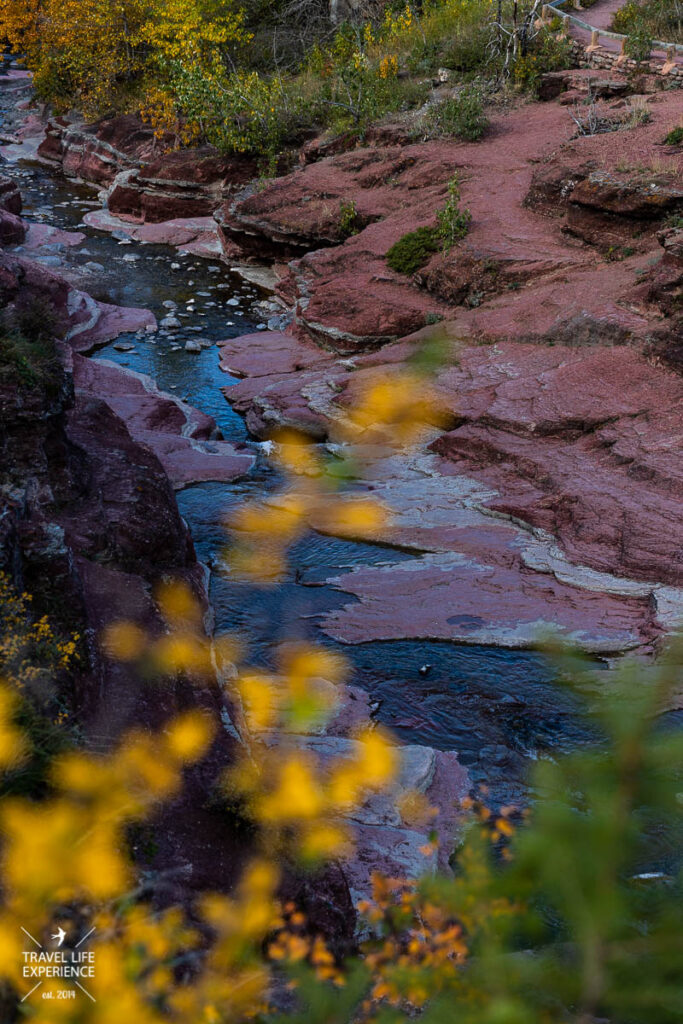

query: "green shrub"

left=613, top=0, right=683, bottom=44
left=387, top=173, right=471, bottom=273
left=664, top=125, right=683, bottom=146
left=513, top=30, right=574, bottom=93
left=339, top=198, right=360, bottom=237
left=427, top=88, right=488, bottom=141
left=386, top=225, right=440, bottom=275
left=626, top=24, right=654, bottom=63
left=436, top=173, right=472, bottom=248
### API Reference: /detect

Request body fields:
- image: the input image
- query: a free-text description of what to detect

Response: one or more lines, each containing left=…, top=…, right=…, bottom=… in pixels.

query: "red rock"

left=73, top=356, right=255, bottom=488
left=0, top=249, right=155, bottom=350
left=108, top=148, right=257, bottom=223
left=66, top=293, right=156, bottom=352
left=215, top=325, right=681, bottom=652
left=565, top=172, right=683, bottom=250
left=0, top=174, right=22, bottom=215
left=38, top=115, right=160, bottom=184
left=219, top=330, right=338, bottom=438
left=322, top=550, right=657, bottom=652
left=429, top=343, right=683, bottom=585
left=0, top=250, right=71, bottom=330
left=0, top=208, right=26, bottom=244
left=22, top=222, right=85, bottom=249
left=219, top=101, right=599, bottom=349
left=38, top=114, right=256, bottom=223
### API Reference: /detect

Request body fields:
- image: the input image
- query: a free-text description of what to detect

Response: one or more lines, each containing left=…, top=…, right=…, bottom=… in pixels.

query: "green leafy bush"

left=387, top=173, right=471, bottom=273
left=626, top=24, right=654, bottom=63
left=0, top=297, right=60, bottom=393
left=426, top=88, right=489, bottom=141
left=513, top=30, right=574, bottom=93
left=386, top=225, right=440, bottom=274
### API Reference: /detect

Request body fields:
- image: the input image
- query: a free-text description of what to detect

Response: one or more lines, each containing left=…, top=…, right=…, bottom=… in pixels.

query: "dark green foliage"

left=339, top=198, right=361, bottom=237
left=513, top=30, right=575, bottom=94
left=626, top=24, right=654, bottom=63
left=0, top=297, right=60, bottom=393
left=664, top=125, right=683, bottom=146
left=387, top=174, right=471, bottom=274
left=386, top=225, right=440, bottom=275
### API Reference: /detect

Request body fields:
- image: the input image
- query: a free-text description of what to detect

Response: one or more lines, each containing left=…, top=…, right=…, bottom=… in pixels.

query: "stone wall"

left=569, top=39, right=683, bottom=84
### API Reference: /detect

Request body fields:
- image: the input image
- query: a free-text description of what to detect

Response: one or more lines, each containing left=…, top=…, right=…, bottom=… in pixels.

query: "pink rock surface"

left=0, top=207, right=25, bottom=244
left=22, top=222, right=85, bottom=248
left=108, top=148, right=257, bottom=223
left=216, top=322, right=681, bottom=652
left=73, top=356, right=255, bottom=488
left=66, top=293, right=156, bottom=352
left=428, top=342, right=683, bottom=585
left=84, top=208, right=220, bottom=252
left=0, top=174, right=22, bottom=215
left=220, top=89, right=681, bottom=350
left=322, top=550, right=658, bottom=652
left=219, top=331, right=340, bottom=438
left=220, top=102, right=591, bottom=348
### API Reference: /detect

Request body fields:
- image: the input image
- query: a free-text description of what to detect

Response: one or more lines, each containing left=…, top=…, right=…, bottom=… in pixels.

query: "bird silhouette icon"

left=51, top=927, right=66, bottom=947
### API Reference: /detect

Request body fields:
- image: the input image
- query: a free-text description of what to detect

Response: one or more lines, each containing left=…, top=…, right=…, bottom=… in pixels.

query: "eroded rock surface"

left=217, top=325, right=682, bottom=652
left=72, top=356, right=255, bottom=488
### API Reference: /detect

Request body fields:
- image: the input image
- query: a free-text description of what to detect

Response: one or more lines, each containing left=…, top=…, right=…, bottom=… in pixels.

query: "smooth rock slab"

left=72, top=356, right=255, bottom=488
left=322, top=550, right=657, bottom=653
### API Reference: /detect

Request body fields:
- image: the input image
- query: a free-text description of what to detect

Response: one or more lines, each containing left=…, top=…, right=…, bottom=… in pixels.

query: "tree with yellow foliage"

left=0, top=0, right=249, bottom=116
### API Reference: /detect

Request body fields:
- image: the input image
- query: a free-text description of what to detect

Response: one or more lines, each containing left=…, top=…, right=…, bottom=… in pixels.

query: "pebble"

left=113, top=342, right=135, bottom=352
left=162, top=300, right=177, bottom=309
left=227, top=298, right=240, bottom=307
left=84, top=261, right=105, bottom=273
left=184, top=339, right=202, bottom=353
left=160, top=316, right=181, bottom=329
left=171, top=262, right=180, bottom=270
left=122, top=253, right=139, bottom=262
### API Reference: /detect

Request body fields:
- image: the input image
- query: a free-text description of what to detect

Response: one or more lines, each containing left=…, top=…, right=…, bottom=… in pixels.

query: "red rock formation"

left=38, top=114, right=257, bottom=223
left=0, top=173, right=22, bottom=215
left=108, top=148, right=257, bottom=223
